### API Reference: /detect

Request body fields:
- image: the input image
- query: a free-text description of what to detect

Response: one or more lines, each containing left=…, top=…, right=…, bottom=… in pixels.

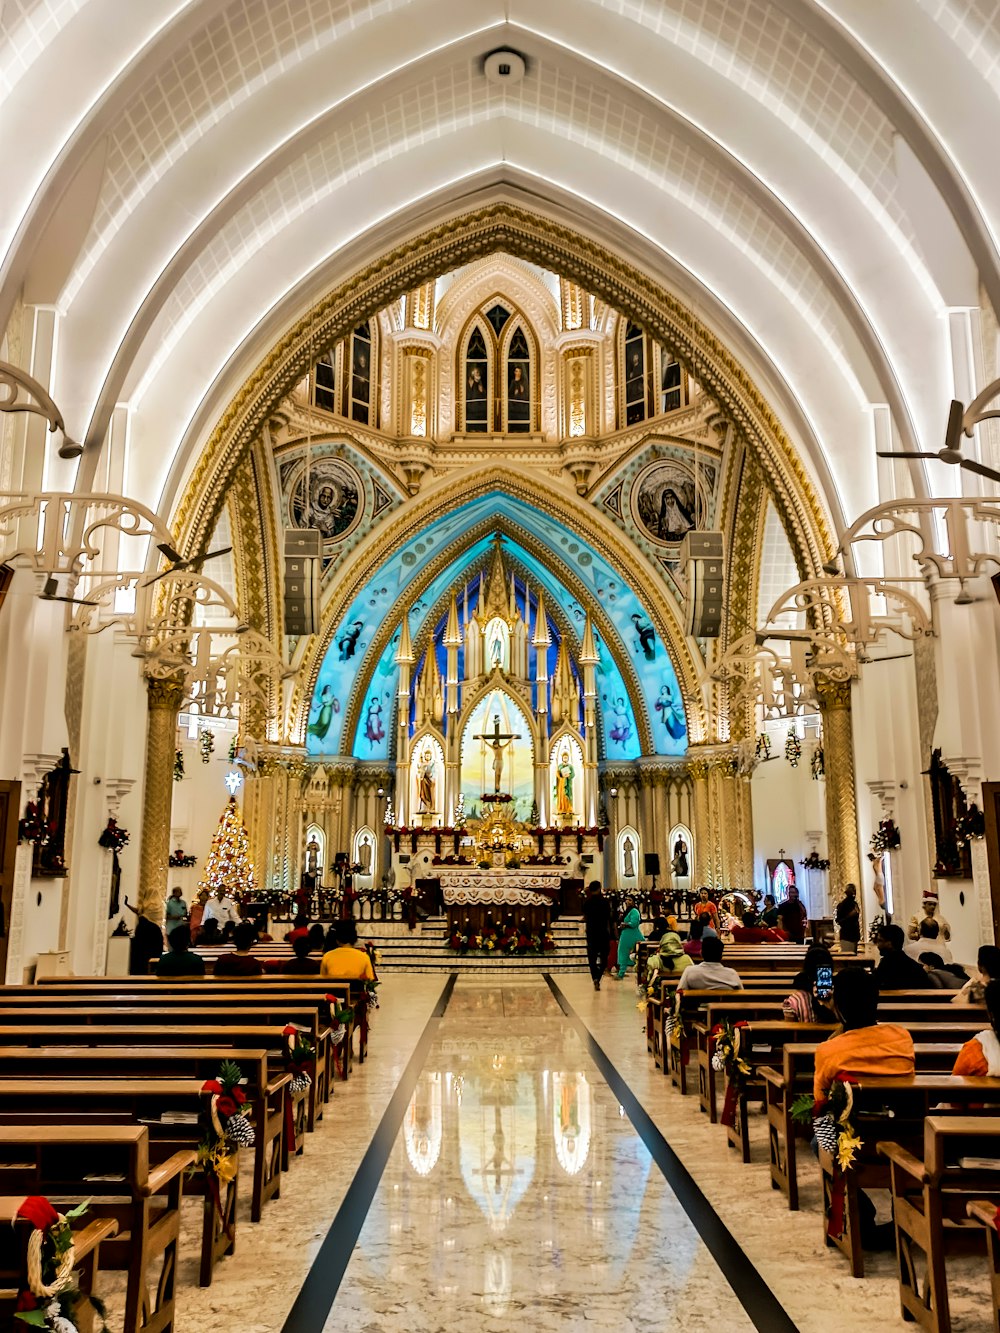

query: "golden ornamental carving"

left=146, top=677, right=186, bottom=712
left=815, top=677, right=853, bottom=711
left=172, top=202, right=834, bottom=606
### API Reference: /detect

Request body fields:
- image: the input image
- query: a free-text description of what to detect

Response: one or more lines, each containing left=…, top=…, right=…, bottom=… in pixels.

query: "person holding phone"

left=782, top=944, right=838, bottom=1023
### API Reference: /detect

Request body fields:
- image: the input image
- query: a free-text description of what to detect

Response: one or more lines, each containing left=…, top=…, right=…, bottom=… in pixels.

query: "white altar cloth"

left=437, top=867, right=562, bottom=909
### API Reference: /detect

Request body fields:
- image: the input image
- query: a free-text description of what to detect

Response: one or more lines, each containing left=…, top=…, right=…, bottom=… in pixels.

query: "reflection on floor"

left=141, top=972, right=993, bottom=1333
left=326, top=978, right=753, bottom=1331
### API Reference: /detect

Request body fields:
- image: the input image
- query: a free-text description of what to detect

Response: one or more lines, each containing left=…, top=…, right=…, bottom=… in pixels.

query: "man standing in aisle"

left=583, top=881, right=612, bottom=991
left=835, top=883, right=861, bottom=955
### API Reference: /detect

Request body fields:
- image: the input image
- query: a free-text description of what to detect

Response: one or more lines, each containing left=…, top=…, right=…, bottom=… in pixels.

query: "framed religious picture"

left=288, top=455, right=363, bottom=544
left=630, top=458, right=701, bottom=547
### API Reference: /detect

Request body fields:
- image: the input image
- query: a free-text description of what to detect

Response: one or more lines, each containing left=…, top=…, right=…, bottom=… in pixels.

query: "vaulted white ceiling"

left=3, top=0, right=998, bottom=530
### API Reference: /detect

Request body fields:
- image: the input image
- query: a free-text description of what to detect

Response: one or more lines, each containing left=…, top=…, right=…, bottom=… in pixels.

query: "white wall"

left=751, top=723, right=829, bottom=917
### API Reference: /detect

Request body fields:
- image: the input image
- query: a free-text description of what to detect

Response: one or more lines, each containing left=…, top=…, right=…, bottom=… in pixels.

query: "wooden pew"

left=761, top=1042, right=968, bottom=1210
left=0, top=1124, right=193, bottom=1333
left=0, top=1002, right=333, bottom=1130
left=693, top=1001, right=985, bottom=1121
left=0, top=1022, right=314, bottom=1149
left=813, top=1076, right=1000, bottom=1278
left=966, top=1199, right=1000, bottom=1333
left=879, top=1116, right=1000, bottom=1332
left=0, top=1196, right=118, bottom=1333
left=0, top=1047, right=289, bottom=1224
left=12, top=980, right=362, bottom=1073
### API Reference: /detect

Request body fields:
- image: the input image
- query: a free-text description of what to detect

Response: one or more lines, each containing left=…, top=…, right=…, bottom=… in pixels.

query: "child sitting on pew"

left=214, top=921, right=264, bottom=976
left=952, top=980, right=1000, bottom=1076
left=155, top=924, right=206, bottom=977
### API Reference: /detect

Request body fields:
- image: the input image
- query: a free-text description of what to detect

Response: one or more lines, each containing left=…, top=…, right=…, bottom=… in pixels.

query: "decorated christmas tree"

left=200, top=797, right=257, bottom=898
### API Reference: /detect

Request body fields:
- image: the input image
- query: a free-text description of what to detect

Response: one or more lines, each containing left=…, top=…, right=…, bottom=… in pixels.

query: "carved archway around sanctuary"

left=174, top=203, right=835, bottom=592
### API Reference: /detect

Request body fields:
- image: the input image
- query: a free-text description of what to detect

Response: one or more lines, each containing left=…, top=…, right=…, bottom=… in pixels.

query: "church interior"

left=2, top=3, right=1000, bottom=1329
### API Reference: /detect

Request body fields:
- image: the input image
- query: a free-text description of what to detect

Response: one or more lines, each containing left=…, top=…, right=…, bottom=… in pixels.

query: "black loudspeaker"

left=680, top=531, right=725, bottom=638
left=644, top=852, right=660, bottom=877
left=283, top=529, right=322, bottom=635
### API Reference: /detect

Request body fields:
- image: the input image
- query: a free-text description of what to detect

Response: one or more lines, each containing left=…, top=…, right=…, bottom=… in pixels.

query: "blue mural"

left=306, top=491, right=687, bottom=760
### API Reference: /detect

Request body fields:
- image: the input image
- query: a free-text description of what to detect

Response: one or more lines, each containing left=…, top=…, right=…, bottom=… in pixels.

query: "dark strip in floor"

left=281, top=972, right=458, bottom=1333
left=544, top=974, right=800, bottom=1333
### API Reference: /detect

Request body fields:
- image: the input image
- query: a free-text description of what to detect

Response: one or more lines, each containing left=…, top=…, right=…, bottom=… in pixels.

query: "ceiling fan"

left=143, top=542, right=233, bottom=587
left=877, top=385, right=1000, bottom=483
left=38, top=575, right=98, bottom=607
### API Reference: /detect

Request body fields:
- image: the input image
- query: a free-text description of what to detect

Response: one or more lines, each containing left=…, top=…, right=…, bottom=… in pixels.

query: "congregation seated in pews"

left=0, top=944, right=381, bottom=1333
left=637, top=921, right=1000, bottom=1329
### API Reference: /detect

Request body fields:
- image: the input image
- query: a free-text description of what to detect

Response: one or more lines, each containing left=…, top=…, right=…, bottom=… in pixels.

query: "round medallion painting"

left=631, top=459, right=700, bottom=547
left=290, top=456, right=362, bottom=541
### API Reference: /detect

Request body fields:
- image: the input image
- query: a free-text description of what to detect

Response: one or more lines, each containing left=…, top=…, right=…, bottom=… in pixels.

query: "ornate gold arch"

left=174, top=203, right=834, bottom=581
left=291, top=469, right=696, bottom=749
left=344, top=514, right=658, bottom=759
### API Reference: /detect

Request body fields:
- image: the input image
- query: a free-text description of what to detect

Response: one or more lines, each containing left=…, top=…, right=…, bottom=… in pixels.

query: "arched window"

left=464, top=326, right=489, bottom=432
left=660, top=354, right=683, bottom=413
left=312, top=349, right=337, bottom=413
left=348, top=322, right=373, bottom=425
left=506, top=326, right=531, bottom=432
left=623, top=322, right=647, bottom=426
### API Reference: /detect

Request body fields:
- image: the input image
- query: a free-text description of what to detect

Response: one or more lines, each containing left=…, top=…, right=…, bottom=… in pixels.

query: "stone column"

left=717, top=753, right=755, bottom=889
left=687, top=753, right=713, bottom=887
left=817, top=677, right=862, bottom=902
left=137, top=677, right=185, bottom=923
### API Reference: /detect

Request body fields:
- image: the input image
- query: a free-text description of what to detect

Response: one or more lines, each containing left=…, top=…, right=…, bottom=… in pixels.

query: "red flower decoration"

left=217, top=1095, right=237, bottom=1117
left=202, top=1079, right=223, bottom=1094
left=16, top=1196, right=59, bottom=1231
left=282, top=1025, right=297, bottom=1037
left=232, top=1087, right=247, bottom=1105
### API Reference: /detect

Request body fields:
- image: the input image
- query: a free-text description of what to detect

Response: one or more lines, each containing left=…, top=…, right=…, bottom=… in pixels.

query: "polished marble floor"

left=325, top=978, right=755, bottom=1332
left=127, top=972, right=994, bottom=1333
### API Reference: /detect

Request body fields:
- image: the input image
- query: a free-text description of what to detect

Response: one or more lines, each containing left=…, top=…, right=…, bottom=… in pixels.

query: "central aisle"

left=321, top=976, right=758, bottom=1332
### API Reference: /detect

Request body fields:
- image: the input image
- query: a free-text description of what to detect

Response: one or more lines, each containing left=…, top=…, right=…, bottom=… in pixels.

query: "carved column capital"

left=146, top=676, right=186, bottom=712
left=815, top=676, right=852, bottom=711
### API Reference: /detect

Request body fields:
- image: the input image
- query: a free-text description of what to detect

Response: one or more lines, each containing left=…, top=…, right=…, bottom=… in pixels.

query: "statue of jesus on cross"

left=474, top=713, right=521, bottom=794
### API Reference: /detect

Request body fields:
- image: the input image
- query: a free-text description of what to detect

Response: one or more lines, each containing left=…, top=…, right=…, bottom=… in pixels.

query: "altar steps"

left=357, top=915, right=591, bottom=972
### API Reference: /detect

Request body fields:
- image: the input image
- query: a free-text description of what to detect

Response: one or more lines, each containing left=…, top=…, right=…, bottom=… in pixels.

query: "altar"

left=436, top=865, right=563, bottom=933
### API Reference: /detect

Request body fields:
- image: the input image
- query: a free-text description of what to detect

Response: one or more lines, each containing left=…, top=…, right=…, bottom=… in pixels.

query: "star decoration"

left=224, top=769, right=242, bottom=795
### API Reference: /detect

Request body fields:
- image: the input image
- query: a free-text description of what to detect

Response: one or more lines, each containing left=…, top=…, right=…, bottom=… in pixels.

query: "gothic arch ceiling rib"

left=3, top=5, right=998, bottom=522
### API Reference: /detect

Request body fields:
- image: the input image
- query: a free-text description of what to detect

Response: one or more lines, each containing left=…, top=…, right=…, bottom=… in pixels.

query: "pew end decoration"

left=283, top=1026, right=315, bottom=1092
left=12, top=1195, right=109, bottom=1333
left=792, top=1075, right=861, bottom=1239
left=198, top=1060, right=255, bottom=1182
left=710, top=1020, right=750, bottom=1128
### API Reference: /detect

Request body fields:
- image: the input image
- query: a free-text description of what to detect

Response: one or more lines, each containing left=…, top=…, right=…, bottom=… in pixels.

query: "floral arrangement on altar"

left=18, top=801, right=46, bottom=845
left=710, top=1019, right=751, bottom=1127
left=785, top=729, right=802, bottom=767
left=792, top=1074, right=861, bottom=1237
left=448, top=922, right=556, bottom=956
left=867, top=912, right=885, bottom=944
left=480, top=792, right=513, bottom=804
left=799, top=850, right=830, bottom=872
left=168, top=847, right=197, bottom=868
left=97, top=818, right=129, bottom=853
left=869, top=818, right=901, bottom=854
left=957, top=803, right=986, bottom=843
left=12, top=1195, right=109, bottom=1332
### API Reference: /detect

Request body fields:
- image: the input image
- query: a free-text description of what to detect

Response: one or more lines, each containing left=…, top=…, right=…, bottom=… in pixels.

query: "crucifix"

left=474, top=713, right=521, bottom=794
